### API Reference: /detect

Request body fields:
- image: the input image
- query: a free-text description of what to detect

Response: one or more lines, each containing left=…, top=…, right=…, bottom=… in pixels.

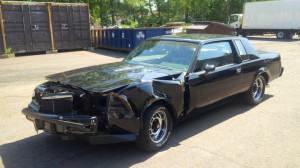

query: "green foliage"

left=121, top=25, right=129, bottom=28
left=4, top=48, right=12, bottom=55
left=13, top=0, right=273, bottom=27
left=184, top=23, right=192, bottom=26
left=4, top=48, right=13, bottom=57
left=121, top=18, right=138, bottom=28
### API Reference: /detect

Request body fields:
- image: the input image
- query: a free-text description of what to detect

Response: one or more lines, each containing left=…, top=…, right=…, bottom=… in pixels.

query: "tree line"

left=16, top=0, right=271, bottom=27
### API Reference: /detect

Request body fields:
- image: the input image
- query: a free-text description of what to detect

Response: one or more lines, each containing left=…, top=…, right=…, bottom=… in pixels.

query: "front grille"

left=32, top=84, right=74, bottom=115
left=40, top=95, right=73, bottom=115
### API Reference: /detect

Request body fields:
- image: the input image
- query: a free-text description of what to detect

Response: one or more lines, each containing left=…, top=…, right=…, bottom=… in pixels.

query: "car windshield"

left=123, top=40, right=198, bottom=71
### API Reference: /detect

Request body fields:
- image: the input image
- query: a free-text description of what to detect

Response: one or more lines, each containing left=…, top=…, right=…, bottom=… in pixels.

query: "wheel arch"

left=256, top=67, right=270, bottom=84
left=260, top=72, right=269, bottom=83
left=142, top=99, right=177, bottom=124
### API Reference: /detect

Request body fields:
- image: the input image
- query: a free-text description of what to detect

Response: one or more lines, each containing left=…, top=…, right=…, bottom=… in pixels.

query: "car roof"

left=148, top=34, right=241, bottom=43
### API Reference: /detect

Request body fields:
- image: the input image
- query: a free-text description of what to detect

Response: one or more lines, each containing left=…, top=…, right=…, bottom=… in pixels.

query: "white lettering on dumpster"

left=136, top=31, right=145, bottom=39
left=166, top=30, right=172, bottom=34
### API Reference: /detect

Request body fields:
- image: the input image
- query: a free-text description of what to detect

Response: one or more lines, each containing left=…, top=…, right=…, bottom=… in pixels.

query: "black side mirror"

left=204, top=64, right=215, bottom=73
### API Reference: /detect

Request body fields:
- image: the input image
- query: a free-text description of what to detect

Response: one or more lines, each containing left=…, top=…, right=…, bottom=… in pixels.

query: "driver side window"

left=194, top=41, right=235, bottom=72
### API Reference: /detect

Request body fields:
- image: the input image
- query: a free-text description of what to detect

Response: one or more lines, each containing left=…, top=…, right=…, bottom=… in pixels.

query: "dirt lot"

left=0, top=36, right=300, bottom=168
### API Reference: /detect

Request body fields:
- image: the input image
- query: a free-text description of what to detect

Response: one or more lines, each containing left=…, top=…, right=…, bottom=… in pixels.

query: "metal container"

left=130, top=29, right=146, bottom=50
left=91, top=28, right=173, bottom=51
left=51, top=4, right=90, bottom=50
left=0, top=19, right=4, bottom=52
left=0, top=1, right=90, bottom=54
left=120, top=29, right=131, bottom=49
left=0, top=2, right=52, bottom=53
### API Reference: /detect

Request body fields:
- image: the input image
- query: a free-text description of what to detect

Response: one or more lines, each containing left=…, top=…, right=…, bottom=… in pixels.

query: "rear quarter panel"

left=257, top=51, right=282, bottom=82
left=239, top=38, right=282, bottom=91
left=241, top=51, right=282, bottom=92
left=240, top=58, right=264, bottom=91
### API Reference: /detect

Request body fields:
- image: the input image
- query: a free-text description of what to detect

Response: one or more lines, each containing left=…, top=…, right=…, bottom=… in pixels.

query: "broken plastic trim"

left=22, top=108, right=98, bottom=134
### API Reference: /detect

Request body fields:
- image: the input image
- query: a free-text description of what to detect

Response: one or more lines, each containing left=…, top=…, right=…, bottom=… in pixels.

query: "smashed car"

left=22, top=34, right=283, bottom=151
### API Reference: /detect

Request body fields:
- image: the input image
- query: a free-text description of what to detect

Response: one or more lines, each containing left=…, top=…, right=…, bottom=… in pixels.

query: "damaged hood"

left=46, top=62, right=178, bottom=93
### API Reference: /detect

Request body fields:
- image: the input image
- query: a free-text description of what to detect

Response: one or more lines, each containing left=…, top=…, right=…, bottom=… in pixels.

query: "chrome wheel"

left=149, top=109, right=168, bottom=143
left=252, top=77, right=264, bottom=101
left=243, top=75, right=265, bottom=105
left=136, top=104, right=173, bottom=152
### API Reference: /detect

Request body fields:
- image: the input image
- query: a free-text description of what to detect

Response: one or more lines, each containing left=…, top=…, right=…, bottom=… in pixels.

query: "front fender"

left=106, top=92, right=141, bottom=133
left=119, top=79, right=185, bottom=124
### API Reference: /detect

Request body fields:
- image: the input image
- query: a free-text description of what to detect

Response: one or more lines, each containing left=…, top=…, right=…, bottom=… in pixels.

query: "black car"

left=22, top=34, right=284, bottom=151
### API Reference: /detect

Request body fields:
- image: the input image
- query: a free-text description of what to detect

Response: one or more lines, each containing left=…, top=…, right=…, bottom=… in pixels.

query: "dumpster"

left=91, top=28, right=173, bottom=51
left=0, top=1, right=90, bottom=54
left=51, top=4, right=90, bottom=50
left=0, top=2, right=52, bottom=53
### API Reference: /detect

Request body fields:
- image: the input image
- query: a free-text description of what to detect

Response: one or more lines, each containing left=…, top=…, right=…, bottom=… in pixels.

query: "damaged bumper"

left=22, top=107, right=98, bottom=134
left=22, top=107, right=137, bottom=144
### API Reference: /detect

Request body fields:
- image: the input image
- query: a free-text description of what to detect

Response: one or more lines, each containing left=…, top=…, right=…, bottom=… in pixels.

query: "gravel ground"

left=0, top=36, right=299, bottom=168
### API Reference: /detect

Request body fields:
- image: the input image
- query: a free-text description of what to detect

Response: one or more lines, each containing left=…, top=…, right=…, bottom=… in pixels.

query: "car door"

left=187, top=40, right=243, bottom=113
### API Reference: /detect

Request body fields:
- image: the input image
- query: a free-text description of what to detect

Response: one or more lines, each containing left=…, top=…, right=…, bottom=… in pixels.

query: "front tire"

left=243, top=75, right=266, bottom=105
left=233, top=30, right=239, bottom=36
left=276, top=31, right=286, bottom=39
left=135, top=104, right=173, bottom=152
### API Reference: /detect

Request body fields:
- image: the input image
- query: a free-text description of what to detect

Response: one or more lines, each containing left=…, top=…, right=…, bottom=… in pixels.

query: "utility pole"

left=226, top=0, right=232, bottom=23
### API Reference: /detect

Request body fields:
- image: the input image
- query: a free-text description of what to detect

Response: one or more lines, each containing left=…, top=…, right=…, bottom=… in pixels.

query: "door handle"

left=236, top=68, right=242, bottom=74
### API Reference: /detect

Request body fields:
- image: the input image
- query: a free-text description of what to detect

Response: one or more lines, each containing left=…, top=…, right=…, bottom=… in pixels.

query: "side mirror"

left=204, top=64, right=215, bottom=73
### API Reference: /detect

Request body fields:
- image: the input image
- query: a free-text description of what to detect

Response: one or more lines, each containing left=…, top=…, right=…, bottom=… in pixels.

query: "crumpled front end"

left=22, top=108, right=98, bottom=134
left=22, top=82, right=140, bottom=144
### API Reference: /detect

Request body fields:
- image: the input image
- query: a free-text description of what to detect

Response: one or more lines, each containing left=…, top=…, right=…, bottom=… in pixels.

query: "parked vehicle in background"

left=228, top=0, right=300, bottom=39
left=22, top=34, right=283, bottom=151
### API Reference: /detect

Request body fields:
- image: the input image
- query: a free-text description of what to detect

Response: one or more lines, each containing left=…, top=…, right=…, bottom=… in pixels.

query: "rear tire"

left=285, top=32, right=294, bottom=39
left=243, top=75, right=266, bottom=105
left=135, top=104, right=173, bottom=152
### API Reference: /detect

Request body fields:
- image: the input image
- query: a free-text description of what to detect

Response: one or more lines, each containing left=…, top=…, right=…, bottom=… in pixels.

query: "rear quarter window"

left=234, top=40, right=249, bottom=61
left=240, top=38, right=258, bottom=55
